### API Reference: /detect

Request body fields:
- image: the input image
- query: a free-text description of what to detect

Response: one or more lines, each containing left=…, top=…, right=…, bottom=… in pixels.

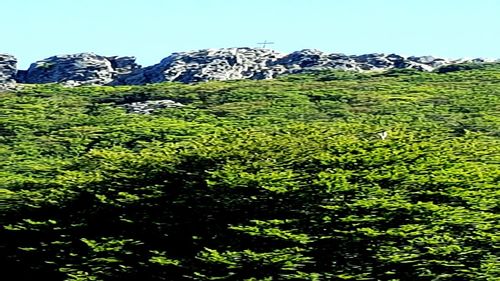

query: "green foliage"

left=1, top=65, right=499, bottom=280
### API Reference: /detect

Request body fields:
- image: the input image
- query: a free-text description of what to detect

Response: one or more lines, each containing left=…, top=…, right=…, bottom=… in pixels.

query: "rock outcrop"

left=118, top=48, right=285, bottom=85
left=2, top=49, right=498, bottom=88
left=0, top=54, right=17, bottom=90
left=120, top=99, right=184, bottom=114
left=19, top=53, right=141, bottom=86
left=273, top=49, right=357, bottom=72
left=272, top=50, right=466, bottom=72
left=115, top=48, right=498, bottom=85
left=106, top=56, right=142, bottom=84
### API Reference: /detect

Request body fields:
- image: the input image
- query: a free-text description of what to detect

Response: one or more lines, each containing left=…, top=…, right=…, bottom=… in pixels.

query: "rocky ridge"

left=1, top=48, right=498, bottom=88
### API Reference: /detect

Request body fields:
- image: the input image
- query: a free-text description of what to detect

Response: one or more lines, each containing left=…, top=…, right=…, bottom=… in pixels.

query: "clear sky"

left=3, top=0, right=499, bottom=69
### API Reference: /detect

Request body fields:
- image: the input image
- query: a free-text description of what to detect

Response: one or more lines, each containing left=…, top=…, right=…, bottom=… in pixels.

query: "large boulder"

left=0, top=54, right=17, bottom=89
left=21, top=53, right=140, bottom=86
left=120, top=99, right=184, bottom=114
left=274, top=49, right=329, bottom=68
left=117, top=48, right=285, bottom=85
left=353, top=53, right=395, bottom=70
left=273, top=49, right=361, bottom=72
left=106, top=56, right=142, bottom=84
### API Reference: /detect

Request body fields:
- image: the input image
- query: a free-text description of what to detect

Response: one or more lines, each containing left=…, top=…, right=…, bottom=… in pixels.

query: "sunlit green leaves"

left=1, top=64, right=499, bottom=280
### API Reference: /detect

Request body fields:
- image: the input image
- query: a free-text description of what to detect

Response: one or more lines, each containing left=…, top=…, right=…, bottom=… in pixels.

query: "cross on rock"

left=257, top=40, right=274, bottom=48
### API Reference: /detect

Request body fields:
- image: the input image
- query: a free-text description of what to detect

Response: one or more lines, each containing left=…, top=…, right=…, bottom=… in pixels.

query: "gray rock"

left=21, top=53, right=140, bottom=86
left=106, top=56, right=141, bottom=72
left=323, top=54, right=359, bottom=71
left=408, top=55, right=438, bottom=64
left=22, top=53, right=114, bottom=86
left=120, top=99, right=184, bottom=114
left=106, top=56, right=142, bottom=84
left=274, top=50, right=362, bottom=72
left=118, top=48, right=285, bottom=85
left=15, top=70, right=27, bottom=83
left=116, top=48, right=497, bottom=85
left=408, top=56, right=449, bottom=68
left=7, top=49, right=498, bottom=87
left=274, top=49, right=328, bottom=68
left=353, top=53, right=395, bottom=70
left=0, top=54, right=17, bottom=89
left=271, top=49, right=360, bottom=73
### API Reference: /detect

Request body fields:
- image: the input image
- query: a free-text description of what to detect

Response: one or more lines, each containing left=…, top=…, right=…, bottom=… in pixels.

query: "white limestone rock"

left=119, top=48, right=285, bottom=85
left=0, top=54, right=17, bottom=89
left=21, top=53, right=140, bottom=86
left=120, top=99, right=184, bottom=114
left=9, top=48, right=498, bottom=87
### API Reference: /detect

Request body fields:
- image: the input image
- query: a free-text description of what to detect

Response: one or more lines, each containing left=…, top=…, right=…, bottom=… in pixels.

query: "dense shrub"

left=1, top=66, right=499, bottom=280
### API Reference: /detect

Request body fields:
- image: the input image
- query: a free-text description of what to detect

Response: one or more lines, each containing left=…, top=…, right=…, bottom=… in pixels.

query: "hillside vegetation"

left=1, top=64, right=499, bottom=281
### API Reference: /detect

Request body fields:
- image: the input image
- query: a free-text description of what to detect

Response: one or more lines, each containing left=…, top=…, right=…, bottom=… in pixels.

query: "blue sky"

left=3, top=0, right=499, bottom=68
